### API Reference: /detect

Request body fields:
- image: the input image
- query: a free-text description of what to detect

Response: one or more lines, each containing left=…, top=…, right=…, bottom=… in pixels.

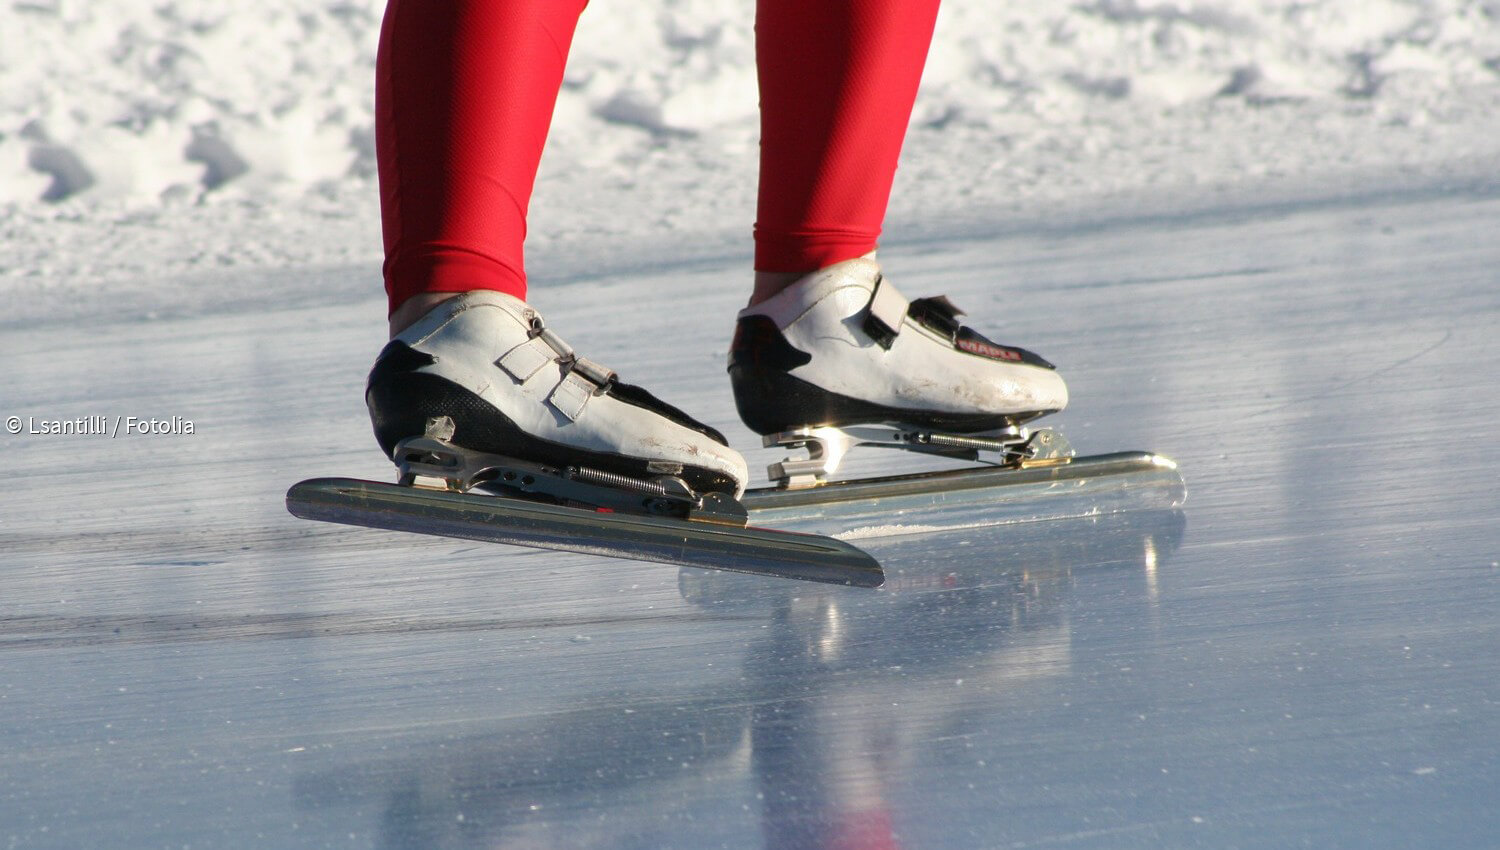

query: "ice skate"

left=292, top=288, right=1173, bottom=584
left=366, top=291, right=749, bottom=515
left=729, top=255, right=1071, bottom=487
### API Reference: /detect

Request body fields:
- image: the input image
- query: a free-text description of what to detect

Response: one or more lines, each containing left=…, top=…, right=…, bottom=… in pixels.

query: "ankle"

left=749, top=252, right=880, bottom=307
left=748, top=271, right=806, bottom=307
left=389, top=292, right=464, bottom=337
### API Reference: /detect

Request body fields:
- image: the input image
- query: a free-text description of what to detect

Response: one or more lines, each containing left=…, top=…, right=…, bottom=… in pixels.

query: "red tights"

left=376, top=0, right=940, bottom=314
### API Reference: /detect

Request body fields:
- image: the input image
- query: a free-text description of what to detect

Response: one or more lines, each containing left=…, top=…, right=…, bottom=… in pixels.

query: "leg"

left=731, top=0, right=1067, bottom=467
left=751, top=0, right=941, bottom=303
left=368, top=0, right=748, bottom=493
left=376, top=0, right=587, bottom=330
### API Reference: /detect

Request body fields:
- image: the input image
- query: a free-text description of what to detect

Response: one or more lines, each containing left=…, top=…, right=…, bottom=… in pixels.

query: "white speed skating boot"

left=728, top=255, right=1068, bottom=485
left=367, top=291, right=748, bottom=498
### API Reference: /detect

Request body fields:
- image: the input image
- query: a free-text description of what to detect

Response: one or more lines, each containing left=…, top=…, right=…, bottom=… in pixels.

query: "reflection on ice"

left=293, top=510, right=1185, bottom=848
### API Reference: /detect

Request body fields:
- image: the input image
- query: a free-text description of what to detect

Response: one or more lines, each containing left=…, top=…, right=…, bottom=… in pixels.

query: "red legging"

left=377, top=0, right=940, bottom=314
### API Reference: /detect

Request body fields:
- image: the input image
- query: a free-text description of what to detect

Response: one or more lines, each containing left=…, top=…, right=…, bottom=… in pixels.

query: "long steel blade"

left=743, top=451, right=1186, bottom=537
left=287, top=478, right=885, bottom=587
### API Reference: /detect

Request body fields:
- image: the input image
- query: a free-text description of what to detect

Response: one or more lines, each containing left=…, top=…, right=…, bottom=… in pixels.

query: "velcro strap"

left=497, top=313, right=619, bottom=420
left=862, top=275, right=909, bottom=350
left=495, top=337, right=554, bottom=383
left=547, top=371, right=595, bottom=421
left=498, top=317, right=576, bottom=383
left=546, top=356, right=616, bottom=421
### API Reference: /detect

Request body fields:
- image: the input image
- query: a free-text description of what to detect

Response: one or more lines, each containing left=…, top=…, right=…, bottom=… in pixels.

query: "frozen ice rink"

left=3, top=185, right=1498, bottom=848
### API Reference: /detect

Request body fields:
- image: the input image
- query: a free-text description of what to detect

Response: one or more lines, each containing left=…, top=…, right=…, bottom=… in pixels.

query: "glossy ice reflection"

left=287, top=511, right=1183, bottom=849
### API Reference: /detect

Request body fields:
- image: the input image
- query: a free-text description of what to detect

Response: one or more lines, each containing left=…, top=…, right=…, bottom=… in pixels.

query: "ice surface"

left=3, top=184, right=1498, bottom=848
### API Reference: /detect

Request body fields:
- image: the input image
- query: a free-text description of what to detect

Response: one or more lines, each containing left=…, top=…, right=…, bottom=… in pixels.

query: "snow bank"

left=4, top=0, right=1500, bottom=302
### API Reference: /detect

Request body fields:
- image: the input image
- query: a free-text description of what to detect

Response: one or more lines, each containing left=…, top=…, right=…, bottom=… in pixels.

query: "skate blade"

left=743, top=451, right=1185, bottom=540
left=286, top=478, right=884, bottom=587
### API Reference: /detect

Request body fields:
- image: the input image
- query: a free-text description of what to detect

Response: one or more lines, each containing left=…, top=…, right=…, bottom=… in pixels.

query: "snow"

left=4, top=0, right=1500, bottom=314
